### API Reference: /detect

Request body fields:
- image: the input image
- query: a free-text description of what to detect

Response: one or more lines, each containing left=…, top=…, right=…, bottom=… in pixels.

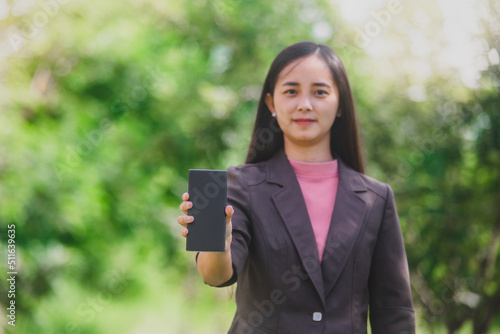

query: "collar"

left=267, top=148, right=367, bottom=192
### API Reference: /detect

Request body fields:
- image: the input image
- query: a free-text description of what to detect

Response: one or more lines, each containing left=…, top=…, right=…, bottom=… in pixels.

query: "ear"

left=265, top=93, right=275, bottom=115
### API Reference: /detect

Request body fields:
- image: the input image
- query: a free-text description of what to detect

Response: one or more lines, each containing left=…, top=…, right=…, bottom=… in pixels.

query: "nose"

left=297, top=95, right=312, bottom=112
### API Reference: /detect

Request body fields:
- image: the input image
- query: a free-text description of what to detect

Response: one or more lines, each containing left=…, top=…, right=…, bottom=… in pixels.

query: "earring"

left=272, top=113, right=276, bottom=118
left=337, top=113, right=342, bottom=118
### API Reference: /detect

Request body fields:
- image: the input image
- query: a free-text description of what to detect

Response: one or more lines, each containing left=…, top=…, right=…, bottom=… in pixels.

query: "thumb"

left=225, top=205, right=234, bottom=225
left=225, top=205, right=233, bottom=239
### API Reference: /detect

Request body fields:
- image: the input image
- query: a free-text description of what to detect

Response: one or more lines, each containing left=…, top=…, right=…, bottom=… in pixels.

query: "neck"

left=284, top=142, right=334, bottom=162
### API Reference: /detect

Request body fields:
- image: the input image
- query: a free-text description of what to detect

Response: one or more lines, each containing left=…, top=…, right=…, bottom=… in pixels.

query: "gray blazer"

left=218, top=149, right=415, bottom=334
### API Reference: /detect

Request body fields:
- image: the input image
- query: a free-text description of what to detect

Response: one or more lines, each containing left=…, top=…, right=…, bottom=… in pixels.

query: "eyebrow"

left=281, top=81, right=332, bottom=88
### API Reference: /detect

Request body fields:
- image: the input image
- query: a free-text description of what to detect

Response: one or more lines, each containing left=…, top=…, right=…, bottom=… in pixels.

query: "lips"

left=294, top=118, right=315, bottom=124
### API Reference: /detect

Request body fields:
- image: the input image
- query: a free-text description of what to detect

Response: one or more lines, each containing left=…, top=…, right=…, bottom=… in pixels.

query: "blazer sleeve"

left=213, top=165, right=252, bottom=287
left=368, top=184, right=415, bottom=333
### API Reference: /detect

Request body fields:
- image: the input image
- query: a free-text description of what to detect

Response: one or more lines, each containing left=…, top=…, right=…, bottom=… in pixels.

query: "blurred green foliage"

left=0, top=0, right=499, bottom=333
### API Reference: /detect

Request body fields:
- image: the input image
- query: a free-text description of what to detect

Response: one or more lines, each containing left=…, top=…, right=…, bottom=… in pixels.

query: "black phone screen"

left=186, top=169, right=227, bottom=252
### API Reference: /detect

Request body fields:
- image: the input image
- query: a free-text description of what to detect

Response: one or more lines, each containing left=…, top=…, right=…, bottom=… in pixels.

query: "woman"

left=178, top=41, right=415, bottom=333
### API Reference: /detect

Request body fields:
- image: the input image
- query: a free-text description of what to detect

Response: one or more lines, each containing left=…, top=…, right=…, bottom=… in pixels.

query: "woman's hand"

left=177, top=192, right=234, bottom=251
left=178, top=192, right=235, bottom=285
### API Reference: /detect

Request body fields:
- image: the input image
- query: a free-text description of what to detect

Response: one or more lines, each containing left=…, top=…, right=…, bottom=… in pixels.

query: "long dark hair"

left=245, top=41, right=365, bottom=174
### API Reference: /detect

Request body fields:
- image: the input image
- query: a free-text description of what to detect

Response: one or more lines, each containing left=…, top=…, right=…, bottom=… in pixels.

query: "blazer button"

left=312, top=312, right=322, bottom=322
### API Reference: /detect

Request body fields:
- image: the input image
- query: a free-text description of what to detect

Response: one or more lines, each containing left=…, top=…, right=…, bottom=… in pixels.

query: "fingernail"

left=187, top=216, right=194, bottom=222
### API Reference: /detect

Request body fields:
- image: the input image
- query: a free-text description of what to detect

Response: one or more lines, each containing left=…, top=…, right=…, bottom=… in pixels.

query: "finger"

left=179, top=201, right=193, bottom=214
left=181, top=228, right=189, bottom=238
left=182, top=192, right=190, bottom=201
left=225, top=205, right=234, bottom=225
left=177, top=215, right=194, bottom=228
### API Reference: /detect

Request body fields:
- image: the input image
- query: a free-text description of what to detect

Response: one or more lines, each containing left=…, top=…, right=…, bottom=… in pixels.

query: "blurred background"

left=0, top=0, right=499, bottom=333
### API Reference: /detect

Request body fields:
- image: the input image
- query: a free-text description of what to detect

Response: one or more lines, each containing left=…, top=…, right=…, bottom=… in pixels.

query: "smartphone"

left=186, top=169, right=227, bottom=252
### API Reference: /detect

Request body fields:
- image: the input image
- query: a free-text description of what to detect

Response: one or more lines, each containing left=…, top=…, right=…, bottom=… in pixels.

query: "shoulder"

left=227, top=160, right=268, bottom=186
left=359, top=173, right=392, bottom=200
left=340, top=161, right=392, bottom=200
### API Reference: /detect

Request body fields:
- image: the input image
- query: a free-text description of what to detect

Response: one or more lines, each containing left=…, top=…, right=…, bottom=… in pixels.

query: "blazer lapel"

left=321, top=158, right=367, bottom=296
left=267, top=150, right=326, bottom=306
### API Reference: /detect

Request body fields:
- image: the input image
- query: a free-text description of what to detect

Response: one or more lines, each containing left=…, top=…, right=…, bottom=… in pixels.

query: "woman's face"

left=265, top=55, right=340, bottom=153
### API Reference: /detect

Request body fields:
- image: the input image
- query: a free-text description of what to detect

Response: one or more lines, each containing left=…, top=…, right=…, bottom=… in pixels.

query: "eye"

left=316, top=90, right=329, bottom=96
left=284, top=89, right=297, bottom=95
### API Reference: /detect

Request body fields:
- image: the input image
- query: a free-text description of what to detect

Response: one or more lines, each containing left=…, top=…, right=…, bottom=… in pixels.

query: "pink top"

left=288, top=157, right=339, bottom=262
